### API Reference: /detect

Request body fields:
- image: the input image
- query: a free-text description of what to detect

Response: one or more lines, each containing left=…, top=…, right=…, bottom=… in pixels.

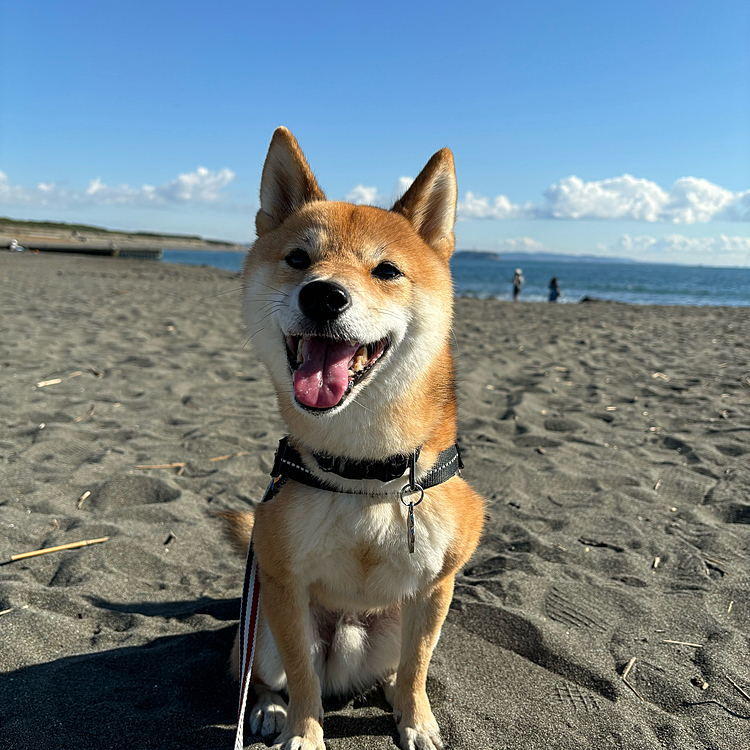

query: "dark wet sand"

left=2, top=252, right=750, bottom=750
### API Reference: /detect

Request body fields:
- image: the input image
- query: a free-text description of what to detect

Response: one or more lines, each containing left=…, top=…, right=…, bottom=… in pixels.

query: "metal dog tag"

left=400, top=483, right=424, bottom=554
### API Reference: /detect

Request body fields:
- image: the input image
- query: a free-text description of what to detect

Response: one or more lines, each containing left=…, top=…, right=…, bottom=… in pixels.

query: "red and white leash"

left=233, top=479, right=276, bottom=750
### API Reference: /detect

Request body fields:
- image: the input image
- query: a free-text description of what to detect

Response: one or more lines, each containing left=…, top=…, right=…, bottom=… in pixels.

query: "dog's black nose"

left=298, top=281, right=351, bottom=321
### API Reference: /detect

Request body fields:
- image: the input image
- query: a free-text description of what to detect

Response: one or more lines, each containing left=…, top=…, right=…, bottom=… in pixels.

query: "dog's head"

left=243, top=128, right=457, bottom=431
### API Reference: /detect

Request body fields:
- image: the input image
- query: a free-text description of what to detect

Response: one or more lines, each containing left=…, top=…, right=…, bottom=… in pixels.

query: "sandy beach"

left=1, top=251, right=749, bottom=750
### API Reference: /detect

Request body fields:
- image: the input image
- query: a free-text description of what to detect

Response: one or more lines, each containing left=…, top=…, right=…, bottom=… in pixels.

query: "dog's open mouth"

left=285, top=335, right=389, bottom=410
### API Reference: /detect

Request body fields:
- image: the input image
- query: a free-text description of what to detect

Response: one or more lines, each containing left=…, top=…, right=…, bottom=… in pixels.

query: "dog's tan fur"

left=225, top=128, right=484, bottom=750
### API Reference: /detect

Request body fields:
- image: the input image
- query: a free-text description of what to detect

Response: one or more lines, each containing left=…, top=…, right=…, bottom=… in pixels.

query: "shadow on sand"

left=1, top=597, right=397, bottom=750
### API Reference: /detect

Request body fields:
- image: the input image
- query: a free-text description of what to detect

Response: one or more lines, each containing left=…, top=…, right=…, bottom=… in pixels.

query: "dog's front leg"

left=259, top=570, right=325, bottom=750
left=392, top=575, right=454, bottom=750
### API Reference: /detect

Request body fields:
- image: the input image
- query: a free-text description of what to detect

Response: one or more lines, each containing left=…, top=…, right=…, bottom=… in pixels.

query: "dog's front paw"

left=394, top=704, right=443, bottom=750
left=270, top=712, right=325, bottom=750
left=270, top=728, right=325, bottom=750
left=398, top=724, right=443, bottom=750
left=249, top=688, right=287, bottom=736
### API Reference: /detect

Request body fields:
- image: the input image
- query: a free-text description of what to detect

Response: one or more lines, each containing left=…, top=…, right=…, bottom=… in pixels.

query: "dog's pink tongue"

left=293, top=338, right=359, bottom=408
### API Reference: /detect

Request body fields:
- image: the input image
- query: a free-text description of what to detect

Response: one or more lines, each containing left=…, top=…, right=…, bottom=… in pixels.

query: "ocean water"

left=161, top=250, right=750, bottom=307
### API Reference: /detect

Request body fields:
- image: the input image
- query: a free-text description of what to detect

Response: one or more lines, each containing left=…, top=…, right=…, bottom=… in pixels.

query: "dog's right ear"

left=256, top=127, right=326, bottom=236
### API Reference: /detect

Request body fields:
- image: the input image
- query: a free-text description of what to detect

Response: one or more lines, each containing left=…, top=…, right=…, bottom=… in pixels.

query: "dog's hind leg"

left=248, top=684, right=288, bottom=736
left=231, top=608, right=289, bottom=737
left=380, top=671, right=398, bottom=707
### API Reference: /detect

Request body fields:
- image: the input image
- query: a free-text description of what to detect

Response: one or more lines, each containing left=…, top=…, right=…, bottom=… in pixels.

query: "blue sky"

left=2, top=0, right=749, bottom=266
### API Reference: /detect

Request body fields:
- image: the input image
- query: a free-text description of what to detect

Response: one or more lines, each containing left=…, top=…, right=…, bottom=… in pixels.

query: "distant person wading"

left=512, top=268, right=524, bottom=301
left=549, top=277, right=561, bottom=302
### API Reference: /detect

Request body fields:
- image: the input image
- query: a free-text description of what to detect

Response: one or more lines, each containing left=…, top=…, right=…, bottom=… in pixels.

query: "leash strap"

left=234, top=478, right=276, bottom=750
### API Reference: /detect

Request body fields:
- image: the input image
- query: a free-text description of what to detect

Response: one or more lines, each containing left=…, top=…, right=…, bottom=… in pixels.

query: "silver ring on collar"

left=399, top=483, right=424, bottom=506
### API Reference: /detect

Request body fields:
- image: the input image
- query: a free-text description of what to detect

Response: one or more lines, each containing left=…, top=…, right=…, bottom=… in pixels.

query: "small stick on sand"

left=621, top=657, right=644, bottom=700
left=701, top=554, right=725, bottom=565
left=208, top=451, right=251, bottom=462
left=654, top=479, right=661, bottom=491
left=72, top=405, right=95, bottom=423
left=36, top=378, right=62, bottom=388
left=653, top=556, right=661, bottom=569
left=0, top=608, right=12, bottom=616
left=7, top=537, right=109, bottom=563
left=136, top=462, right=186, bottom=469
left=623, top=679, right=645, bottom=701
left=622, top=656, right=637, bottom=680
left=77, top=490, right=91, bottom=509
left=726, top=675, right=750, bottom=703
left=728, top=600, right=734, bottom=614
left=662, top=639, right=704, bottom=648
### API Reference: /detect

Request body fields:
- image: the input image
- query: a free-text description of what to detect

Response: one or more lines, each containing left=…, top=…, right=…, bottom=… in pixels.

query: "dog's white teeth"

left=352, top=346, right=368, bottom=373
left=296, top=338, right=304, bottom=363
left=348, top=368, right=355, bottom=377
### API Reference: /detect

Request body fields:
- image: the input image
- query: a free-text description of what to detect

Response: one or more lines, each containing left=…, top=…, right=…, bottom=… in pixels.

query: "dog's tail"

left=214, top=509, right=255, bottom=556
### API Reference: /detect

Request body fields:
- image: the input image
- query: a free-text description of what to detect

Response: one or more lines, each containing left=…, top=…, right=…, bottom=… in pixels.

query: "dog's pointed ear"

left=391, top=148, right=457, bottom=260
left=256, top=127, right=326, bottom=236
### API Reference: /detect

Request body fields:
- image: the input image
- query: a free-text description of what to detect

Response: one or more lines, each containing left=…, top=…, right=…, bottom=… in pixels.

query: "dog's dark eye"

left=372, top=262, right=402, bottom=280
left=285, top=249, right=311, bottom=269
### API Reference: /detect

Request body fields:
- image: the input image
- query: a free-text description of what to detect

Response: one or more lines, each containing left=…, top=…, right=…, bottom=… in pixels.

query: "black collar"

left=269, top=437, right=463, bottom=494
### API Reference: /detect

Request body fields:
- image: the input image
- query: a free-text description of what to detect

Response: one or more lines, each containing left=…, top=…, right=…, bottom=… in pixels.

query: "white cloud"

left=457, top=174, right=750, bottom=224
left=0, top=166, right=235, bottom=209
left=345, top=176, right=414, bottom=207
left=537, top=175, right=668, bottom=221
left=0, top=170, right=35, bottom=205
left=345, top=185, right=379, bottom=205
left=155, top=166, right=234, bottom=203
left=495, top=236, right=547, bottom=253
left=607, top=233, right=750, bottom=265
left=662, top=177, right=739, bottom=223
left=457, top=191, right=525, bottom=220
left=394, top=176, right=413, bottom=198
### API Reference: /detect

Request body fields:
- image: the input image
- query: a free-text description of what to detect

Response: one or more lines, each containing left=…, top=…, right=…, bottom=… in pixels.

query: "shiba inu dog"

left=224, top=127, right=485, bottom=750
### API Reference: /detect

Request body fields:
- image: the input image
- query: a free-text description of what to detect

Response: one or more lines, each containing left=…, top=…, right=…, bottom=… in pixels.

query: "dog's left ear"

left=391, top=148, right=457, bottom=260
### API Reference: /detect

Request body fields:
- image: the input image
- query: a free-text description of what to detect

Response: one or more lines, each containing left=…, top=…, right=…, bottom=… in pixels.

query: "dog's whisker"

left=257, top=300, right=286, bottom=314
left=450, top=327, right=461, bottom=355
left=242, top=326, right=270, bottom=347
left=197, top=286, right=245, bottom=301
left=370, top=307, right=407, bottom=323
left=255, top=281, right=288, bottom=295
left=247, top=309, right=281, bottom=331
left=348, top=394, right=375, bottom=413
left=245, top=317, right=281, bottom=341
left=248, top=309, right=280, bottom=324
left=252, top=302, right=285, bottom=316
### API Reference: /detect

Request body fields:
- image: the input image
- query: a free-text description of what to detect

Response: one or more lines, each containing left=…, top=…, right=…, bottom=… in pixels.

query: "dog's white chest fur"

left=284, top=489, right=451, bottom=610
